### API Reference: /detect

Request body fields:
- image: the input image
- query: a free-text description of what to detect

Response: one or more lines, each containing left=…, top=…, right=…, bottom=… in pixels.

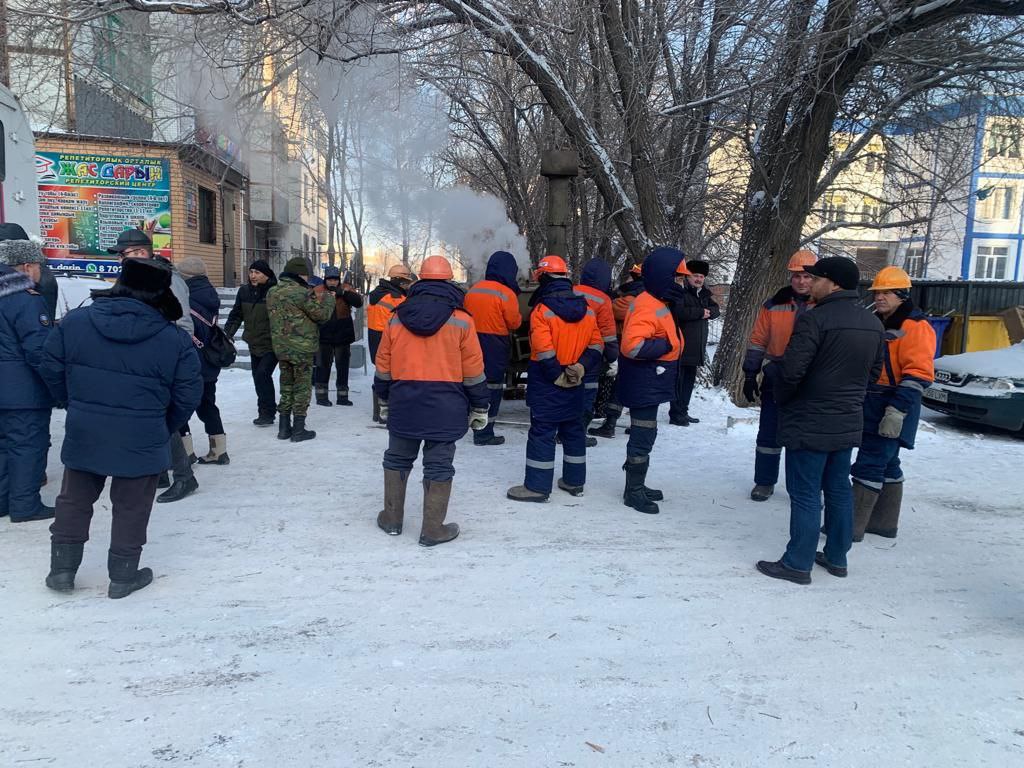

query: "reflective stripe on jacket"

left=574, top=284, right=619, bottom=363
left=616, top=291, right=682, bottom=408
left=465, top=279, right=522, bottom=381
left=743, top=287, right=812, bottom=374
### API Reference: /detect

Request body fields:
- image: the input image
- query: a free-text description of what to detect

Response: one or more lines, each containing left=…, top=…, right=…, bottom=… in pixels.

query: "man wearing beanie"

left=266, top=257, right=333, bottom=441
left=0, top=236, right=56, bottom=522
left=667, top=259, right=719, bottom=426
left=757, top=257, right=884, bottom=585
left=40, top=258, right=202, bottom=598
left=225, top=259, right=279, bottom=425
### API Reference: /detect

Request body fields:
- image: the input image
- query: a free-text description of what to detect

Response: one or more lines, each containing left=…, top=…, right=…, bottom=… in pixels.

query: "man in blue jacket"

left=0, top=238, right=55, bottom=523
left=40, top=258, right=202, bottom=599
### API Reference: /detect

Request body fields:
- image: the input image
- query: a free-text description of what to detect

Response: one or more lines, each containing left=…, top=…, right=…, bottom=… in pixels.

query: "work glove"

left=379, top=402, right=389, bottom=424
left=742, top=375, right=760, bottom=404
left=878, top=406, right=905, bottom=439
left=469, top=408, right=489, bottom=431
left=606, top=359, right=618, bottom=378
left=554, top=362, right=585, bottom=388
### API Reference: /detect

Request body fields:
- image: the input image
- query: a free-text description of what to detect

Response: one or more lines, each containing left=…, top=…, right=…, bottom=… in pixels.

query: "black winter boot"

left=157, top=471, right=171, bottom=488
left=277, top=412, right=293, bottom=440
left=336, top=390, right=353, bottom=406
left=253, top=411, right=276, bottom=427
left=621, top=461, right=663, bottom=501
left=290, top=415, right=316, bottom=442
left=623, top=458, right=660, bottom=514
left=315, top=385, right=333, bottom=407
left=589, top=415, right=617, bottom=438
left=45, top=541, right=85, bottom=592
left=107, top=552, right=153, bottom=599
left=156, top=475, right=198, bottom=503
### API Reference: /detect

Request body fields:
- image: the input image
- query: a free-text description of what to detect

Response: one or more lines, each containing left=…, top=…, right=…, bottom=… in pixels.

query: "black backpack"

left=190, top=309, right=237, bottom=368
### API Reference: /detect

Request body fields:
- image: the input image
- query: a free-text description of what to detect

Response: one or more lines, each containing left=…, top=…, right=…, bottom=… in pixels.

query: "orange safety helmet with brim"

left=419, top=255, right=454, bottom=281
left=675, top=259, right=692, bottom=276
left=388, top=263, right=414, bottom=281
left=787, top=249, right=818, bottom=272
left=533, top=255, right=568, bottom=281
left=869, top=265, right=912, bottom=292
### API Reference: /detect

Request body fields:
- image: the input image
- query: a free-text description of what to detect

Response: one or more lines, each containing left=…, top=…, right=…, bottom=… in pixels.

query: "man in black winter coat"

left=225, top=260, right=278, bottom=425
left=315, top=266, right=364, bottom=407
left=757, top=257, right=884, bottom=585
left=667, top=259, right=720, bottom=425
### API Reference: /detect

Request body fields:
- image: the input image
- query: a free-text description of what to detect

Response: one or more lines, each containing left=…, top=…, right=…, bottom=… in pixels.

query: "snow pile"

left=3, top=359, right=1024, bottom=766
left=936, top=342, right=1024, bottom=380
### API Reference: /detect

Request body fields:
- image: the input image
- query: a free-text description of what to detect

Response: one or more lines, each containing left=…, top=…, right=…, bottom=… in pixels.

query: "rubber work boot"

left=750, top=484, right=774, bottom=502
left=755, top=559, right=811, bottom=585
left=506, top=485, right=549, bottom=503
left=157, top=471, right=171, bottom=489
left=372, top=393, right=382, bottom=424
left=474, top=434, right=505, bottom=446
left=621, top=461, right=663, bottom=501
left=851, top=483, right=881, bottom=542
left=10, top=505, right=56, bottom=522
left=585, top=436, right=598, bottom=448
left=45, top=541, right=85, bottom=592
left=336, top=391, right=353, bottom=406
left=253, top=412, right=276, bottom=427
left=156, top=475, right=198, bottom=503
left=377, top=469, right=408, bottom=535
left=589, top=416, right=617, bottom=438
left=419, top=479, right=459, bottom=547
left=182, top=433, right=198, bottom=465
left=557, top=478, right=584, bottom=497
left=623, top=458, right=659, bottom=514
left=315, top=385, right=333, bottom=407
left=290, top=416, right=316, bottom=442
left=865, top=482, right=902, bottom=538
left=197, top=434, right=230, bottom=465
left=277, top=412, right=293, bottom=440
left=107, top=552, right=153, bottom=599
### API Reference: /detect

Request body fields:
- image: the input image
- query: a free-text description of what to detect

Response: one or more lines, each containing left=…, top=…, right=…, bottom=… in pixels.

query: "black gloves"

left=742, top=375, right=760, bottom=404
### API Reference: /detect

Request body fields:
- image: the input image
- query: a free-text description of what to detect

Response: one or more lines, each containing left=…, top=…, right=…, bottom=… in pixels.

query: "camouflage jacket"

left=267, top=275, right=333, bottom=362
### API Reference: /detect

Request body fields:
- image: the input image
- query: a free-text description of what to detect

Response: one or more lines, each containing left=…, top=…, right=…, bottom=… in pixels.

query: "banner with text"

left=36, top=151, right=172, bottom=274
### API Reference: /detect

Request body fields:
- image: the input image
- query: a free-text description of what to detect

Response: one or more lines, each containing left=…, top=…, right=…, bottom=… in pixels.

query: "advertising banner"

left=36, top=151, right=172, bottom=274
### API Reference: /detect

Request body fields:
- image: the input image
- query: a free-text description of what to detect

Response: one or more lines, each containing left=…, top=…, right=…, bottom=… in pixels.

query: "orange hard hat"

left=534, top=254, right=568, bottom=278
left=387, top=263, right=413, bottom=280
left=870, top=265, right=912, bottom=292
left=629, top=262, right=643, bottom=277
left=675, top=259, right=692, bottom=276
left=419, top=255, right=454, bottom=281
left=787, top=249, right=818, bottom=272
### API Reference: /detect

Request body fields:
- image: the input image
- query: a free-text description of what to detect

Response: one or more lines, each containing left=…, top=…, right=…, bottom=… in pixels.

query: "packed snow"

left=4, top=355, right=1024, bottom=767
left=936, top=342, right=1024, bottom=380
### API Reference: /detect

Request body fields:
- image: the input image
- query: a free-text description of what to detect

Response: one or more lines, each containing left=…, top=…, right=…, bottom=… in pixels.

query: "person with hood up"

left=617, top=247, right=689, bottom=514
left=507, top=256, right=604, bottom=503
left=742, top=249, right=817, bottom=502
left=267, top=257, right=334, bottom=442
left=177, top=257, right=229, bottom=465
left=590, top=262, right=645, bottom=439
left=373, top=255, right=489, bottom=546
left=0, top=235, right=55, bottom=523
left=463, top=250, right=522, bottom=446
left=367, top=263, right=414, bottom=423
left=667, top=259, right=720, bottom=426
left=225, top=259, right=279, bottom=425
left=850, top=266, right=935, bottom=542
left=574, top=258, right=620, bottom=447
left=314, top=266, right=364, bottom=407
left=40, top=258, right=202, bottom=598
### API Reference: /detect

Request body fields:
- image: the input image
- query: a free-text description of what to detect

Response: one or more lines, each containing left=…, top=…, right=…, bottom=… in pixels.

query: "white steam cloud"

left=435, top=187, right=529, bottom=284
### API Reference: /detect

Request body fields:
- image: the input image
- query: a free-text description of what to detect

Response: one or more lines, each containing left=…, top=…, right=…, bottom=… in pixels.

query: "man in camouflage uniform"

left=267, top=257, right=333, bottom=442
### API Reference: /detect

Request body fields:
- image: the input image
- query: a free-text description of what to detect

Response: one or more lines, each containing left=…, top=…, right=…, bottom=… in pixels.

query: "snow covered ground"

left=4, top=357, right=1024, bottom=767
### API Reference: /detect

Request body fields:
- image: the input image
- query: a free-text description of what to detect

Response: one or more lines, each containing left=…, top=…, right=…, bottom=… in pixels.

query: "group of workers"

left=365, top=246, right=935, bottom=585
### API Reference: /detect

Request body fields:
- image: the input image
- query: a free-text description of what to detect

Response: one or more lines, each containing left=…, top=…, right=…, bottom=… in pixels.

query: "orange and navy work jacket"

left=366, top=278, right=407, bottom=360
left=373, top=304, right=489, bottom=441
left=612, top=278, right=645, bottom=336
left=742, top=286, right=812, bottom=375
left=617, top=291, right=682, bottom=408
left=864, top=302, right=936, bottom=448
left=574, top=284, right=619, bottom=364
left=464, top=279, right=522, bottom=381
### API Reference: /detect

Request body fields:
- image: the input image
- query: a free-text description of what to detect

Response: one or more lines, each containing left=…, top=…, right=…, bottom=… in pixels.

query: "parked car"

left=923, top=342, right=1024, bottom=432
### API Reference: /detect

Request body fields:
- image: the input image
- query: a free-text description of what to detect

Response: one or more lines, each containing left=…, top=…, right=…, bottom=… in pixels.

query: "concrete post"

left=541, top=150, right=579, bottom=259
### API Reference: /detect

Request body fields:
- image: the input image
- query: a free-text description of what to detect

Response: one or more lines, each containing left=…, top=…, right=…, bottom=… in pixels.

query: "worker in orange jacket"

left=507, top=256, right=603, bottom=503
left=367, top=263, right=413, bottom=422
left=850, top=266, right=935, bottom=541
left=463, top=250, right=522, bottom=446
left=742, top=250, right=817, bottom=501
left=617, top=247, right=687, bottom=514
left=590, top=262, right=644, bottom=439
left=373, top=255, right=490, bottom=547
left=574, top=258, right=619, bottom=446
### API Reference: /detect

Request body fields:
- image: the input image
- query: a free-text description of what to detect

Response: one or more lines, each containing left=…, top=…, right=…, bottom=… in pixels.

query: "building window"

left=824, top=195, right=847, bottom=223
left=974, top=245, right=1008, bottom=280
left=904, top=246, right=925, bottom=278
left=860, top=198, right=883, bottom=224
left=93, top=14, right=153, bottom=104
left=303, top=233, right=310, bottom=254
left=198, top=187, right=217, bottom=244
left=977, top=186, right=1016, bottom=221
left=987, top=130, right=1022, bottom=159
left=864, top=154, right=879, bottom=173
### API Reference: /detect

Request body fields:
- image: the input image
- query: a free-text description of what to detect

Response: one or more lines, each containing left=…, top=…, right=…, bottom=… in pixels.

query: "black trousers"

left=193, top=379, right=224, bottom=434
left=668, top=365, right=698, bottom=420
left=315, top=343, right=352, bottom=395
left=250, top=351, right=278, bottom=418
left=50, top=468, right=158, bottom=558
